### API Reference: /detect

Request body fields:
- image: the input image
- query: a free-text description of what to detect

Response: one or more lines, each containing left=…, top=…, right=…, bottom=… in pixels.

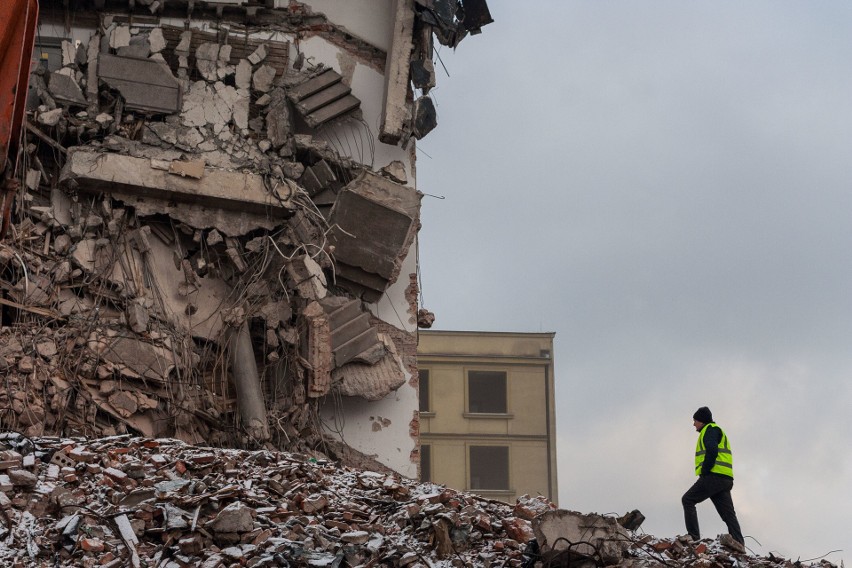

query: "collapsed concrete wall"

left=0, top=0, right=490, bottom=478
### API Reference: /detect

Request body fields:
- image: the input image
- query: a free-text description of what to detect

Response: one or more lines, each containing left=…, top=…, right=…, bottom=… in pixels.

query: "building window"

left=467, top=370, right=507, bottom=413
left=420, top=444, right=431, bottom=482
left=419, top=369, right=430, bottom=412
left=469, top=446, right=509, bottom=490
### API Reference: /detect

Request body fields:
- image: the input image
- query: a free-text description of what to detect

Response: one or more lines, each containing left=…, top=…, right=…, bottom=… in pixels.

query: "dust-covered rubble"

left=0, top=432, right=840, bottom=568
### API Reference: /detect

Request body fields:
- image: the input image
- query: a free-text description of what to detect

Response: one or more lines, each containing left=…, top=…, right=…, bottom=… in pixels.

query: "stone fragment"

left=381, top=160, right=408, bottom=185
left=235, top=59, right=252, bottom=90
left=247, top=44, right=267, bottom=65
left=341, top=531, right=369, bottom=544
left=9, top=469, right=37, bottom=488
left=38, top=108, right=63, bottom=126
left=61, top=40, right=76, bottom=66
left=36, top=340, right=57, bottom=358
left=252, top=65, right=276, bottom=93
left=175, top=31, right=192, bottom=54
left=127, top=300, right=149, bottom=333
left=148, top=28, right=166, bottom=53
left=47, top=72, right=87, bottom=106
left=110, top=25, right=131, bottom=49
left=287, top=255, right=327, bottom=300
left=211, top=501, right=254, bottom=534
left=265, top=88, right=292, bottom=149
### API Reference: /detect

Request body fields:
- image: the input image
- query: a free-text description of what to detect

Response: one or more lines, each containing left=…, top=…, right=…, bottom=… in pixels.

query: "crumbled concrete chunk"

left=25, top=169, right=41, bottom=191
left=175, top=30, right=192, bottom=53
left=148, top=27, right=166, bottom=53
left=381, top=160, right=408, bottom=185
left=127, top=300, right=149, bottom=333
left=95, top=113, right=114, bottom=127
left=252, top=65, right=276, bottom=93
left=211, top=501, right=254, bottom=533
left=9, top=469, right=37, bottom=488
left=235, top=59, right=252, bottom=90
left=247, top=43, right=267, bottom=65
left=287, top=255, right=327, bottom=300
left=48, top=72, right=87, bottom=106
left=38, top=108, right=63, bottom=126
left=110, top=25, right=131, bottom=49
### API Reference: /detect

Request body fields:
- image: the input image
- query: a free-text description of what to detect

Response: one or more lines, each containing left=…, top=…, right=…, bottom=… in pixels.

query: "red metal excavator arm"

left=1, top=0, right=39, bottom=238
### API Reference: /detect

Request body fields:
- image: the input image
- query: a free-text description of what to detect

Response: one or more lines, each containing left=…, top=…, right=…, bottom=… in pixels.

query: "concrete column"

left=229, top=323, right=271, bottom=442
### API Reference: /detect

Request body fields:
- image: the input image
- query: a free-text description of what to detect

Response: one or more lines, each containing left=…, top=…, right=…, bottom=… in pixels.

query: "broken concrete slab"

left=110, top=25, right=131, bottom=49
left=252, top=65, right=276, bottom=93
left=98, top=54, right=181, bottom=113
left=532, top=510, right=631, bottom=567
left=332, top=337, right=404, bottom=401
left=89, top=333, right=177, bottom=383
left=60, top=149, right=293, bottom=218
left=328, top=171, right=421, bottom=299
left=47, top=72, right=87, bottom=106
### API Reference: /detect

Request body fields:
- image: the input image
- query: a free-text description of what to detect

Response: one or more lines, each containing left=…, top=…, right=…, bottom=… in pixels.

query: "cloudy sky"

left=416, top=1, right=852, bottom=562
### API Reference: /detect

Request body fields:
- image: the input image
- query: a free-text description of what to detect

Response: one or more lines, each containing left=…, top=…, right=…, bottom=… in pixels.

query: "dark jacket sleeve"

left=701, top=425, right=721, bottom=476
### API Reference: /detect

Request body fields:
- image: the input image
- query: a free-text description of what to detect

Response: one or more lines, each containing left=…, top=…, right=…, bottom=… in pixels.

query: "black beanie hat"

left=693, top=406, right=713, bottom=424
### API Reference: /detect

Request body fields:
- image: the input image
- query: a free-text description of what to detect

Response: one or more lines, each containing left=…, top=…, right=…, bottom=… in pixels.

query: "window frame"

left=465, top=369, right=511, bottom=416
left=418, top=368, right=433, bottom=415
left=468, top=444, right=511, bottom=492
left=420, top=444, right=431, bottom=482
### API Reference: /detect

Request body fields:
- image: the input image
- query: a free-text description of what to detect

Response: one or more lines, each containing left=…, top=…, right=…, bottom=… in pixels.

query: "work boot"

left=720, top=533, right=745, bottom=554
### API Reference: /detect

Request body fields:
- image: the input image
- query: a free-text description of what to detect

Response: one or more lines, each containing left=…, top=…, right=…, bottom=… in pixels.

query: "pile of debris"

left=0, top=432, right=840, bottom=568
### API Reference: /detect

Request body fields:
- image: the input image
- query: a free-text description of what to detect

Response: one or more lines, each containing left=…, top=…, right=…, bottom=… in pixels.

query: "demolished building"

left=0, top=0, right=493, bottom=478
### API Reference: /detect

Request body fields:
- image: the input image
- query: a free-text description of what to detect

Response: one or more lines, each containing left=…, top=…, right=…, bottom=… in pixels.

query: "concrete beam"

left=379, top=0, right=415, bottom=145
left=60, top=149, right=292, bottom=217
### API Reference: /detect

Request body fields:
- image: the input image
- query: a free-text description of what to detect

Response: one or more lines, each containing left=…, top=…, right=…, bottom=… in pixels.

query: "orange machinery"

left=0, top=0, right=39, bottom=238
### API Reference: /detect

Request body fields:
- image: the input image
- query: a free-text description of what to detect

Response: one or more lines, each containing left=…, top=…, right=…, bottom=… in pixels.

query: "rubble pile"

left=0, top=432, right=547, bottom=567
left=0, top=432, right=838, bottom=568
left=1, top=0, right=454, bottom=462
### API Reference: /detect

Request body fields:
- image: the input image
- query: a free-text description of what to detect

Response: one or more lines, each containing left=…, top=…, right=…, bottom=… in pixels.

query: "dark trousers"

left=682, top=474, right=744, bottom=544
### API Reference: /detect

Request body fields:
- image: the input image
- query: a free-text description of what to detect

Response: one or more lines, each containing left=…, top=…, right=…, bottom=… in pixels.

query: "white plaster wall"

left=371, top=243, right=418, bottom=332
left=297, top=34, right=419, bottom=476
left=321, top=380, right=418, bottom=478
left=294, top=35, right=412, bottom=173
left=279, top=0, right=394, bottom=51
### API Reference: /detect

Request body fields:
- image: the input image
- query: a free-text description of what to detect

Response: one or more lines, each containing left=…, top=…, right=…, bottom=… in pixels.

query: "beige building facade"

left=417, top=330, right=558, bottom=504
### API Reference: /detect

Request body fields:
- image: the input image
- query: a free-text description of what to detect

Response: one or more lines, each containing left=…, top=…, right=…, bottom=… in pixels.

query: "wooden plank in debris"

left=296, top=81, right=351, bottom=115
left=288, top=68, right=341, bottom=102
left=98, top=54, right=180, bottom=113
left=305, top=94, right=361, bottom=128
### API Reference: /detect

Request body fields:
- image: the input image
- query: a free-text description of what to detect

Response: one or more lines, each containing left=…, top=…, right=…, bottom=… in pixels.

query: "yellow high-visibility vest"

left=694, top=423, right=733, bottom=478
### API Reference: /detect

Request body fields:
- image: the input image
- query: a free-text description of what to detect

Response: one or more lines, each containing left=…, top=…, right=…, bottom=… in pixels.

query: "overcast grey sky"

left=416, top=1, right=852, bottom=562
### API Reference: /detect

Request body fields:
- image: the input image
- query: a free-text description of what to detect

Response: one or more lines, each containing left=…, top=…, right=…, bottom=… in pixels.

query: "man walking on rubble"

left=682, top=406, right=745, bottom=546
